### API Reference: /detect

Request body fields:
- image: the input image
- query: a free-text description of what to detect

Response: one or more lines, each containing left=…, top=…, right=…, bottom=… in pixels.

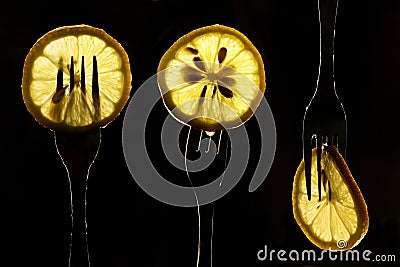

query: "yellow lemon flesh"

left=157, top=24, right=266, bottom=133
left=292, top=146, right=369, bottom=250
left=22, top=24, right=132, bottom=132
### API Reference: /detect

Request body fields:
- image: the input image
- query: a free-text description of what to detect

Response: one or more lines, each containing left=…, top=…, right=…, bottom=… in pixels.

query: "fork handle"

left=69, top=170, right=90, bottom=267
left=55, top=130, right=101, bottom=267
left=317, top=0, right=339, bottom=94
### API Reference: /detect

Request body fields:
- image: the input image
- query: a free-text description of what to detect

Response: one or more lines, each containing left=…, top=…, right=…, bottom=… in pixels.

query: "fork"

left=55, top=126, right=101, bottom=267
left=54, top=56, right=102, bottom=267
left=302, top=0, right=347, bottom=201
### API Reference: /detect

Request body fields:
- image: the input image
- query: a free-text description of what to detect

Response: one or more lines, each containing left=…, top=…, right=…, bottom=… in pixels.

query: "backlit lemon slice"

left=292, top=146, right=369, bottom=250
left=22, top=24, right=132, bottom=132
left=157, top=24, right=266, bottom=133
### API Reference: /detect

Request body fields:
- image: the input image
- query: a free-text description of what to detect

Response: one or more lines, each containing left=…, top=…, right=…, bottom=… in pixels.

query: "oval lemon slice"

left=292, top=146, right=369, bottom=250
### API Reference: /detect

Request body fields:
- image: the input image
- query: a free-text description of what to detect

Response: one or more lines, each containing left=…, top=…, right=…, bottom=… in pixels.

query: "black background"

left=2, top=0, right=400, bottom=266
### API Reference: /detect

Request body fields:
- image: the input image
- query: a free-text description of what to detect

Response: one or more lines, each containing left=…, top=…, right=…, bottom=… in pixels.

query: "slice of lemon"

left=157, top=24, right=266, bottom=133
left=292, top=145, right=369, bottom=250
left=22, top=24, right=132, bottom=132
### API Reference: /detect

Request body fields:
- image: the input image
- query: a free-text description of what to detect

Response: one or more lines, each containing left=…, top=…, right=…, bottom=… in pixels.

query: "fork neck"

left=316, top=0, right=339, bottom=98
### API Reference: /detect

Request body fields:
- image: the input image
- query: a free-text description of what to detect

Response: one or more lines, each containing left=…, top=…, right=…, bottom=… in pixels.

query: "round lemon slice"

left=22, top=24, right=132, bottom=132
left=292, top=146, right=369, bottom=250
left=157, top=24, right=266, bottom=133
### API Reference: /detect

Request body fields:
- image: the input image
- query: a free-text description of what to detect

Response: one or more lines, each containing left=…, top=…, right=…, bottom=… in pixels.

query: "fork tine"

left=304, top=134, right=312, bottom=201
left=70, top=56, right=74, bottom=92
left=81, top=56, right=86, bottom=94
left=338, top=135, right=347, bottom=159
left=316, top=136, right=322, bottom=201
left=92, top=56, right=100, bottom=120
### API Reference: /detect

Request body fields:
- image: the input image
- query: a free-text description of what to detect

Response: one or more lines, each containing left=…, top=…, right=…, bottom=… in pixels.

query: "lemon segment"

left=22, top=24, right=131, bottom=132
left=292, top=146, right=369, bottom=250
left=157, top=24, right=266, bottom=132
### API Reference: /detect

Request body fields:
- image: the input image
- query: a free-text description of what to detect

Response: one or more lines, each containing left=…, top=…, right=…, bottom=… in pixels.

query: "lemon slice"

left=292, top=145, right=369, bottom=250
left=22, top=24, right=132, bottom=132
left=157, top=24, right=266, bottom=133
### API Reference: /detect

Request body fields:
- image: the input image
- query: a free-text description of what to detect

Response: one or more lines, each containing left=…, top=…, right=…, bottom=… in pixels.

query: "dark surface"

left=2, top=0, right=399, bottom=266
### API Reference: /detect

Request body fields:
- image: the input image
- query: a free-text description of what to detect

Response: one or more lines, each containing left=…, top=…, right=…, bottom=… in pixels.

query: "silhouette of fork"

left=302, top=0, right=347, bottom=201
left=55, top=55, right=102, bottom=267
